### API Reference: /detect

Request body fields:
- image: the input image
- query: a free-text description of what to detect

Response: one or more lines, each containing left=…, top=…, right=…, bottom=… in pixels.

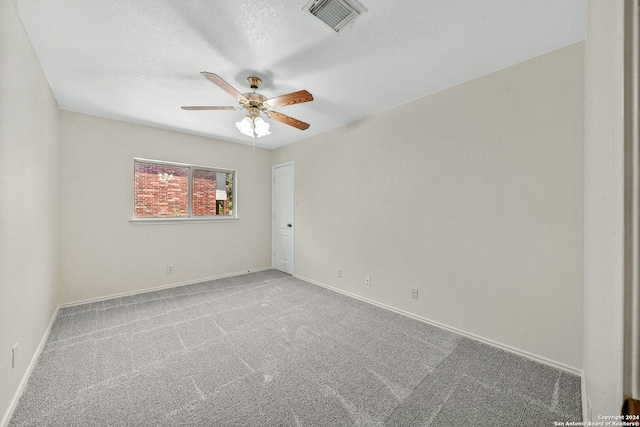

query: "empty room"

left=1, top=0, right=637, bottom=425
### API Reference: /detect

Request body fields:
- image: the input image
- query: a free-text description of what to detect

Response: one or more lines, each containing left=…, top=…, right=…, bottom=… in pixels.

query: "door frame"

left=624, top=0, right=640, bottom=401
left=272, top=161, right=295, bottom=274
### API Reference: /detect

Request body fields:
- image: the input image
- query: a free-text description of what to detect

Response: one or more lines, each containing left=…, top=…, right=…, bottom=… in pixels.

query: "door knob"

left=287, top=224, right=292, bottom=228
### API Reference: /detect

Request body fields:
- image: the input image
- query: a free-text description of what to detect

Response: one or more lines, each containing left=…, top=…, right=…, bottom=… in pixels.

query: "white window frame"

left=130, top=158, right=237, bottom=224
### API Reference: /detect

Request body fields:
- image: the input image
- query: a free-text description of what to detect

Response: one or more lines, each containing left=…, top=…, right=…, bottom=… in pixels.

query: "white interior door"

left=272, top=162, right=294, bottom=274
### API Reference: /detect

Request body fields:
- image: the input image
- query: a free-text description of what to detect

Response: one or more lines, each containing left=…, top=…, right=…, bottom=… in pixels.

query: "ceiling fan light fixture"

left=235, top=116, right=271, bottom=138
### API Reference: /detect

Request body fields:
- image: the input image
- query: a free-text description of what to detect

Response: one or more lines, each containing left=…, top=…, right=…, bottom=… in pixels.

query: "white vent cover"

left=303, top=0, right=367, bottom=32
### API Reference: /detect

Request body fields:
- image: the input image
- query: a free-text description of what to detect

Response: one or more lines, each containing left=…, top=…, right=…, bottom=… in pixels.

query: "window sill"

left=129, top=217, right=239, bottom=225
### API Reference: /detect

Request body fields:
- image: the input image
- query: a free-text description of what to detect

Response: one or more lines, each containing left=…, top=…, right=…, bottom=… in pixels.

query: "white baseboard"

left=58, top=266, right=273, bottom=308
left=1, top=305, right=60, bottom=427
left=295, top=273, right=584, bottom=378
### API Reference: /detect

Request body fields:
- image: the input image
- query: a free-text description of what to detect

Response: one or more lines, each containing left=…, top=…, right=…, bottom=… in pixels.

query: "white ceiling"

left=13, top=0, right=587, bottom=149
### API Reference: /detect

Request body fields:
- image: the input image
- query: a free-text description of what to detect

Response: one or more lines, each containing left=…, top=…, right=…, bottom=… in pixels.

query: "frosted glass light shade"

left=235, top=117, right=254, bottom=137
left=253, top=117, right=271, bottom=137
left=235, top=116, right=271, bottom=138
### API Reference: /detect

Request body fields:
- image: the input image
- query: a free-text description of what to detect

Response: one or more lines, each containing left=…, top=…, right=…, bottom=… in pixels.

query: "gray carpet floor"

left=9, top=270, right=582, bottom=426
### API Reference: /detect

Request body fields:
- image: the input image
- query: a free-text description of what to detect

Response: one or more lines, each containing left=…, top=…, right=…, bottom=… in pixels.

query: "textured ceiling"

left=14, top=0, right=587, bottom=149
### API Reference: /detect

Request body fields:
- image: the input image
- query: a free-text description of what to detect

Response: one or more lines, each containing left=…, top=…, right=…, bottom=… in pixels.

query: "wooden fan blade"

left=200, top=72, right=248, bottom=103
left=269, top=111, right=310, bottom=130
left=266, top=90, right=313, bottom=109
left=181, top=106, right=238, bottom=110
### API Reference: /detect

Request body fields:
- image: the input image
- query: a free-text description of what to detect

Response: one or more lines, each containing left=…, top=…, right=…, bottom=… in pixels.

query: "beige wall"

left=583, top=0, right=626, bottom=420
left=0, top=0, right=61, bottom=423
left=58, top=111, right=273, bottom=303
left=274, top=42, right=585, bottom=370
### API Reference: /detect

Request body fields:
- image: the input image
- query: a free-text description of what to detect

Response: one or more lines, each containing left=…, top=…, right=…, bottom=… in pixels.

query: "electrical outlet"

left=167, top=264, right=174, bottom=274
left=12, top=343, right=17, bottom=369
left=337, top=268, right=342, bottom=278
left=365, top=275, right=371, bottom=286
left=411, top=288, right=419, bottom=299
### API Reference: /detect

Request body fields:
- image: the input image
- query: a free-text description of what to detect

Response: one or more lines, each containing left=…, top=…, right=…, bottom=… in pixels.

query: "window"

left=133, top=159, right=235, bottom=220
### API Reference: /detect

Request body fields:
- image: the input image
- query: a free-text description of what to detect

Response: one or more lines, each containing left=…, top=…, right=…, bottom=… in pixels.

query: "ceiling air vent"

left=303, top=0, right=367, bottom=32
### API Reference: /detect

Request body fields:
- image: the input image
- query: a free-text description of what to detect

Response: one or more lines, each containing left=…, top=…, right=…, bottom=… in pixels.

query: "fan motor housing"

left=242, top=92, right=267, bottom=109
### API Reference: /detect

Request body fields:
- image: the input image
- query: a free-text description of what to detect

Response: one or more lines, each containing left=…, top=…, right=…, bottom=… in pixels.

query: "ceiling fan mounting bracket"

left=247, top=76, right=262, bottom=90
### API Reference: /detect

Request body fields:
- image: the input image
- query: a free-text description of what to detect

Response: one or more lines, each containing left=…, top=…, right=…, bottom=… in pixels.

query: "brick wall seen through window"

left=134, top=160, right=234, bottom=219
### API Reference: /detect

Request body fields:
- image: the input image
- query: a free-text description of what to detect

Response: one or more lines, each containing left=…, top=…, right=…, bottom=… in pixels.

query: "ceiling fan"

left=182, top=72, right=313, bottom=138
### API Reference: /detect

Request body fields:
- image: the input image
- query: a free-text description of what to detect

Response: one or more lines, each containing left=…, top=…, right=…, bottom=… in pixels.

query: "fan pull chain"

left=252, top=118, right=256, bottom=151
